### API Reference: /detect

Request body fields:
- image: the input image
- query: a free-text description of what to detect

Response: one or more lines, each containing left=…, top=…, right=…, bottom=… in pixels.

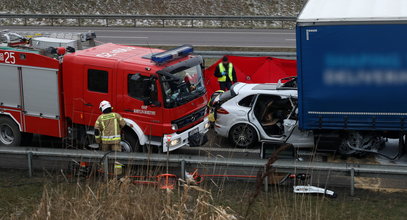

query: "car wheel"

left=229, top=124, right=258, bottom=148
left=0, top=117, right=21, bottom=146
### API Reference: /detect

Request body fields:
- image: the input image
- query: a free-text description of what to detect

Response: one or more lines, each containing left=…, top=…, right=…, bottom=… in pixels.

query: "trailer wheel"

left=0, top=117, right=21, bottom=146
left=229, top=123, right=258, bottom=148
left=121, top=130, right=141, bottom=152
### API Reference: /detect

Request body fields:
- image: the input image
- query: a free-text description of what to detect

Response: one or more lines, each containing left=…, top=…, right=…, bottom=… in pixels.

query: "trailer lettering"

left=306, top=29, right=318, bottom=40
left=324, top=69, right=407, bottom=86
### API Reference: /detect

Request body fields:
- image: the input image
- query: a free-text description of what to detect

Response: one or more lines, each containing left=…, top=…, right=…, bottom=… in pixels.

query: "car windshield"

left=161, top=64, right=205, bottom=108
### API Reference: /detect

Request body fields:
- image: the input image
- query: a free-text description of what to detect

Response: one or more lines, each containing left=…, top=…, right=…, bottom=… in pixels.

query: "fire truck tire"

left=122, top=131, right=141, bottom=152
left=0, top=117, right=21, bottom=146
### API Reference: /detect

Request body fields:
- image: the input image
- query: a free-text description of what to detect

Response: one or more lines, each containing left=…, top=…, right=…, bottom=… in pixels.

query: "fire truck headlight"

left=171, top=124, right=178, bottom=131
left=170, top=138, right=181, bottom=146
left=204, top=122, right=210, bottom=129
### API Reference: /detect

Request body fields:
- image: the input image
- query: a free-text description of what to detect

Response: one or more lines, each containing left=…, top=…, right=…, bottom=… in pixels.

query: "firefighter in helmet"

left=94, top=100, right=126, bottom=151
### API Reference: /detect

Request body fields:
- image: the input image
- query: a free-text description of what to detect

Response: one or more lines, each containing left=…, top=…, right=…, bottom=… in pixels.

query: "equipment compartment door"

left=0, top=64, right=21, bottom=108
left=21, top=66, right=62, bottom=137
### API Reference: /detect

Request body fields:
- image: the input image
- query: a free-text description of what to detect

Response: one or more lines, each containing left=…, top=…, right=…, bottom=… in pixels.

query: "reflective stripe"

left=101, top=135, right=121, bottom=139
left=101, top=113, right=115, bottom=120
left=114, top=114, right=118, bottom=138
left=101, top=138, right=121, bottom=141
left=102, top=137, right=121, bottom=141
left=218, top=63, right=234, bottom=82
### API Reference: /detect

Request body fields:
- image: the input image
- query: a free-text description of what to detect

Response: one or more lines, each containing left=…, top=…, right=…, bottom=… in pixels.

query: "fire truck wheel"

left=0, top=117, right=21, bottom=146
left=122, top=131, right=141, bottom=152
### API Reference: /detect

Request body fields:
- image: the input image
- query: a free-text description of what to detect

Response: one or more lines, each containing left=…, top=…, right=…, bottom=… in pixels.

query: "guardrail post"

left=162, top=19, right=165, bottom=28
left=350, top=168, right=355, bottom=196
left=263, top=165, right=269, bottom=192
left=181, top=160, right=186, bottom=180
left=103, top=156, right=109, bottom=182
left=27, top=152, right=33, bottom=178
left=51, top=18, right=54, bottom=26
left=133, top=19, right=137, bottom=27
left=191, top=19, right=194, bottom=28
left=78, top=18, right=81, bottom=27
left=24, top=17, right=27, bottom=26
left=106, top=18, right=109, bottom=27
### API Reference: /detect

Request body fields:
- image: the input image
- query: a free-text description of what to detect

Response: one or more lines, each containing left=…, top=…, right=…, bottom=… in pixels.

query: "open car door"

left=248, top=94, right=297, bottom=143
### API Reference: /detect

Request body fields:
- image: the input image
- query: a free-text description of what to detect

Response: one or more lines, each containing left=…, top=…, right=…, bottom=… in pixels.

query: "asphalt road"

left=2, top=26, right=296, bottom=48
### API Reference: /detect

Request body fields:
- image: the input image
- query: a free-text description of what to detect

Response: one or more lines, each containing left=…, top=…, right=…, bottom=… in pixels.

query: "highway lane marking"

left=285, top=39, right=296, bottom=41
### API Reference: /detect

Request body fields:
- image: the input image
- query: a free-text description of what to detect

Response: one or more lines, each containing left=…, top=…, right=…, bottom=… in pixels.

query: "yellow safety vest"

left=218, top=63, right=234, bottom=82
left=95, top=112, right=125, bottom=144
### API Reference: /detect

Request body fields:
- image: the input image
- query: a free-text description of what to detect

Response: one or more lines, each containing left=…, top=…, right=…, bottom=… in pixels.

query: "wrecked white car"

left=213, top=78, right=303, bottom=148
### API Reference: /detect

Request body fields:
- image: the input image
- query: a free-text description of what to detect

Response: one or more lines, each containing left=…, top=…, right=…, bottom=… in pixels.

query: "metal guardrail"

left=0, top=14, right=297, bottom=28
left=0, top=146, right=407, bottom=195
left=194, top=51, right=297, bottom=59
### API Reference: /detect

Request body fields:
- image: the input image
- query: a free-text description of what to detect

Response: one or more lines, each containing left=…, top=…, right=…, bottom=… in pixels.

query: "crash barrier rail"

left=0, top=14, right=297, bottom=28
left=194, top=51, right=297, bottom=59
left=1, top=146, right=406, bottom=196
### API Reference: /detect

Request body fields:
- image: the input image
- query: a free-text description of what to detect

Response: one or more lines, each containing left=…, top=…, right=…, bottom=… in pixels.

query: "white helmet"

left=99, top=100, right=111, bottom=112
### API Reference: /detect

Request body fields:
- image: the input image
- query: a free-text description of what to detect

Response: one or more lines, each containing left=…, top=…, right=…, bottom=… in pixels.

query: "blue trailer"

left=296, top=0, right=407, bottom=156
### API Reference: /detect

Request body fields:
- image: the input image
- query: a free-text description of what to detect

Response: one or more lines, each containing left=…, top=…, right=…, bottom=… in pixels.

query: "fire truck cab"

left=0, top=42, right=209, bottom=152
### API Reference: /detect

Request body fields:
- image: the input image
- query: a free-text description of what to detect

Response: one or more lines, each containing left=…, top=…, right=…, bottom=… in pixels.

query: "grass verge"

left=2, top=169, right=407, bottom=220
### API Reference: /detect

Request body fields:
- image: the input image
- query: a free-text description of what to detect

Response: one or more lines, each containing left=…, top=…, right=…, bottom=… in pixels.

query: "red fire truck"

left=0, top=42, right=209, bottom=152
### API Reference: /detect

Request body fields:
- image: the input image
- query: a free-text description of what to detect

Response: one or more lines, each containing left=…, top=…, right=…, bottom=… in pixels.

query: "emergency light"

left=151, top=44, right=193, bottom=64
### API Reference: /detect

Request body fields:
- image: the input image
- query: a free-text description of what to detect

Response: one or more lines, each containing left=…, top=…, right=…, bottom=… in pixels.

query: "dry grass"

left=24, top=179, right=237, bottom=220
left=2, top=168, right=407, bottom=220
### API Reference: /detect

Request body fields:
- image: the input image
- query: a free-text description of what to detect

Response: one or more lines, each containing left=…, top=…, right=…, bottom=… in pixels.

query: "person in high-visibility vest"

left=94, top=100, right=126, bottom=152
left=214, top=56, right=237, bottom=91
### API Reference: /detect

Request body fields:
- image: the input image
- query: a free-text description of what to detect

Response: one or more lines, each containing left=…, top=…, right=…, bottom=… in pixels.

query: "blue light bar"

left=151, top=44, right=194, bottom=64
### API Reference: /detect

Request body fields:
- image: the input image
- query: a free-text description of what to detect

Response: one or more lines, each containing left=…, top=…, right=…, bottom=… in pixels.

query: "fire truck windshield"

left=161, top=64, right=205, bottom=108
